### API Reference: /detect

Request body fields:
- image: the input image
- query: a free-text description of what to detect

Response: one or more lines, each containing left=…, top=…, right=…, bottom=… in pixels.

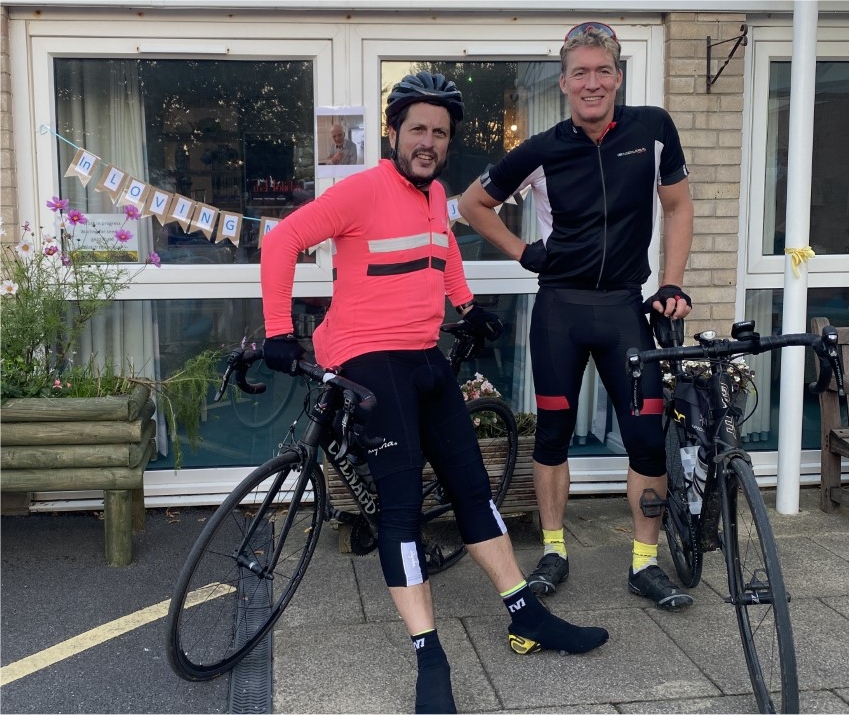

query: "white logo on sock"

left=508, top=597, right=526, bottom=613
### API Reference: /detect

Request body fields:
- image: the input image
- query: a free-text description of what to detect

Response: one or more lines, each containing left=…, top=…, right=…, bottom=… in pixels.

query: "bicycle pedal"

left=508, top=634, right=542, bottom=655
left=639, top=488, right=664, bottom=518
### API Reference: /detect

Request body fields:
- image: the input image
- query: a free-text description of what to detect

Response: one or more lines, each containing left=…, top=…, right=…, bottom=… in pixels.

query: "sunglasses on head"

left=565, top=21, right=618, bottom=42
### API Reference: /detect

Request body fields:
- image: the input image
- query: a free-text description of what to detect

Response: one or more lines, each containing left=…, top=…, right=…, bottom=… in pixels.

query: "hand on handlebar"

left=263, top=334, right=306, bottom=375
left=643, top=284, right=692, bottom=319
left=462, top=304, right=504, bottom=341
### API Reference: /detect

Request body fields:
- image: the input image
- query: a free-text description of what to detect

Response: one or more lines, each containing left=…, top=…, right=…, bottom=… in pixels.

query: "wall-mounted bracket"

left=706, top=24, right=748, bottom=93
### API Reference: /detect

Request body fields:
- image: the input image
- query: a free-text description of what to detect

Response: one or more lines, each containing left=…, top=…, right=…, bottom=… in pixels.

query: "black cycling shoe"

left=527, top=553, right=570, bottom=596
left=628, top=565, right=694, bottom=610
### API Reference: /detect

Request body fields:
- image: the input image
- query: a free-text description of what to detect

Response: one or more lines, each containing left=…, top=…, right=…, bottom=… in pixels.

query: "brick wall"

left=0, top=5, right=17, bottom=245
left=664, top=12, right=746, bottom=338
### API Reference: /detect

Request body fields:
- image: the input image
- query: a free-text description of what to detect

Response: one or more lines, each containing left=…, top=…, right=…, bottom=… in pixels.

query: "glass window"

left=54, top=58, right=315, bottom=266
left=743, top=286, right=849, bottom=450
left=380, top=60, right=626, bottom=258
left=762, top=60, right=849, bottom=257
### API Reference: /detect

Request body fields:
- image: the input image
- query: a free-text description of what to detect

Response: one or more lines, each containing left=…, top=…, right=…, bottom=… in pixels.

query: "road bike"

left=627, top=317, right=844, bottom=714
left=166, top=322, right=518, bottom=681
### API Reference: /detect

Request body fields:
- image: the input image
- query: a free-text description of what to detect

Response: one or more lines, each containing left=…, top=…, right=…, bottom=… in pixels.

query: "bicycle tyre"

left=166, top=450, right=325, bottom=681
left=722, top=456, right=798, bottom=713
left=662, top=416, right=703, bottom=588
left=421, top=396, right=518, bottom=574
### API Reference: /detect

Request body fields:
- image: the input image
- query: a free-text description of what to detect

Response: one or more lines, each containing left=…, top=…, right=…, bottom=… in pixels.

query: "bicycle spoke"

left=721, top=458, right=798, bottom=713
left=166, top=452, right=325, bottom=680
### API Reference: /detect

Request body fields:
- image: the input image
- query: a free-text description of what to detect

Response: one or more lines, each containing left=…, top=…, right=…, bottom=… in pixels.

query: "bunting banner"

left=168, top=195, right=197, bottom=233
left=63, top=148, right=101, bottom=187
left=143, top=188, right=175, bottom=226
left=216, top=212, right=243, bottom=247
left=191, top=202, right=220, bottom=240
left=257, top=216, right=282, bottom=249
left=94, top=164, right=130, bottom=203
left=117, top=177, right=151, bottom=209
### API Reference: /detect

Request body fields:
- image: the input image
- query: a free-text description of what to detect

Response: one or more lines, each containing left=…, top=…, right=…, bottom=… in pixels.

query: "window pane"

left=54, top=58, right=314, bottom=265
left=380, top=60, right=626, bottom=258
left=763, top=61, right=849, bottom=256
left=743, top=286, right=849, bottom=450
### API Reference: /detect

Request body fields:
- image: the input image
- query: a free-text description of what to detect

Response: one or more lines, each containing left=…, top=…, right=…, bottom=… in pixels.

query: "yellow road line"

left=0, top=583, right=234, bottom=686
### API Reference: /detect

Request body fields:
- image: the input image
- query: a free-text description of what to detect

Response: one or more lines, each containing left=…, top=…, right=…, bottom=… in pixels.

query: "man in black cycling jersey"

left=261, top=71, right=608, bottom=714
left=459, top=22, right=696, bottom=610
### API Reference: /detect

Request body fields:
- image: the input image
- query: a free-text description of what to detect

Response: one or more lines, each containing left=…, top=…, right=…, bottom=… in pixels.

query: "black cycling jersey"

left=481, top=104, right=688, bottom=290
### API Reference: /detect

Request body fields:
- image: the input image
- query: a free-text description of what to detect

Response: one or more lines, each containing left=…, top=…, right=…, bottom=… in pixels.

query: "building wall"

left=666, top=11, right=746, bottom=338
left=0, top=4, right=18, bottom=242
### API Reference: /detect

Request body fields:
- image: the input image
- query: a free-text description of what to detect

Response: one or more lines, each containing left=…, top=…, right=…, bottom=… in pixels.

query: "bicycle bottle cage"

left=651, top=312, right=685, bottom=348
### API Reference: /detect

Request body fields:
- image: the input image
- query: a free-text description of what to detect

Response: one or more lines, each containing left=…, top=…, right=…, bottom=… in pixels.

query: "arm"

left=656, top=177, right=695, bottom=318
left=457, top=179, right=526, bottom=261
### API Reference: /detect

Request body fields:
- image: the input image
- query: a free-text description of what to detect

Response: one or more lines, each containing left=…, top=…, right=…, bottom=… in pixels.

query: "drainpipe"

left=776, top=0, right=818, bottom=515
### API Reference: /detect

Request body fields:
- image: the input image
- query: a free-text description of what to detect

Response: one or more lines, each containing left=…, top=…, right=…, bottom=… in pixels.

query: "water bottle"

left=688, top=448, right=708, bottom=515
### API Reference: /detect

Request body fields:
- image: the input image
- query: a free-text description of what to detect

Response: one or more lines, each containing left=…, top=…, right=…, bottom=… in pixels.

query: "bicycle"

left=626, top=317, right=845, bottom=714
left=166, top=322, right=518, bottom=681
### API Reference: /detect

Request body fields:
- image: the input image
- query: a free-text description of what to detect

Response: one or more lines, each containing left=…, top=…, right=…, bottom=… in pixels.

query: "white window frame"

left=742, top=24, right=849, bottom=290
left=355, top=22, right=663, bottom=296
left=13, top=25, right=336, bottom=301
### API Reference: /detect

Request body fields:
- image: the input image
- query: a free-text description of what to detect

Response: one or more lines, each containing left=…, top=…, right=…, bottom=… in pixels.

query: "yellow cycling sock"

left=542, top=528, right=568, bottom=558
left=632, top=540, right=658, bottom=572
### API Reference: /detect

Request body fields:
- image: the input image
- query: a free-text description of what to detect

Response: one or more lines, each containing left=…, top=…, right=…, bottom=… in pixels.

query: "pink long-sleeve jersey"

left=260, top=159, right=474, bottom=367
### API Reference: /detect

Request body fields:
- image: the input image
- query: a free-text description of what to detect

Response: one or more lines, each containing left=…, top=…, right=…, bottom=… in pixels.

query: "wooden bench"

left=323, top=435, right=538, bottom=551
left=810, top=317, right=849, bottom=513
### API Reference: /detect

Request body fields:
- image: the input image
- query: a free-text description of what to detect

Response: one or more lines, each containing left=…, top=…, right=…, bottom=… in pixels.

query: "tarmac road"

left=1, top=507, right=230, bottom=714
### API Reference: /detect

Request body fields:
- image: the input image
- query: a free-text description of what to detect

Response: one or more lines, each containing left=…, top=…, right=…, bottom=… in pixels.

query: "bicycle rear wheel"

left=662, top=417, right=703, bottom=588
left=721, top=456, right=798, bottom=713
left=421, top=396, right=518, bottom=574
left=166, top=450, right=325, bottom=681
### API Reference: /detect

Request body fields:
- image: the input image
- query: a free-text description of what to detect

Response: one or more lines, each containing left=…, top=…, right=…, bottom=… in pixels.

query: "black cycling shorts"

left=529, top=287, right=666, bottom=477
left=341, top=348, right=507, bottom=587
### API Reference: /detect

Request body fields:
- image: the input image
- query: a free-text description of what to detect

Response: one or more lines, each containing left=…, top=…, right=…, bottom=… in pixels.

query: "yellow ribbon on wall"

left=784, top=246, right=816, bottom=278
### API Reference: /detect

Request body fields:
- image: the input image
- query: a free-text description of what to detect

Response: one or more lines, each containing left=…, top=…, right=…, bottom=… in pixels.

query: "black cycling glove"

left=642, top=284, right=692, bottom=313
left=519, top=240, right=548, bottom=273
left=462, top=304, right=504, bottom=341
left=262, top=334, right=306, bottom=375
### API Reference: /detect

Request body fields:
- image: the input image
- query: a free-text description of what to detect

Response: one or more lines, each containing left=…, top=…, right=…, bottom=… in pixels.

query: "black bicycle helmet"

left=385, top=71, right=464, bottom=128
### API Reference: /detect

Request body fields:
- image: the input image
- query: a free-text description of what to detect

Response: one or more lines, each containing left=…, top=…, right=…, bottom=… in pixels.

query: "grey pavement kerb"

left=271, top=488, right=849, bottom=714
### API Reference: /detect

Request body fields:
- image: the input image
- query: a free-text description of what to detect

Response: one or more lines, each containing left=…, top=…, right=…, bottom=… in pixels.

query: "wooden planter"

left=0, top=385, right=156, bottom=566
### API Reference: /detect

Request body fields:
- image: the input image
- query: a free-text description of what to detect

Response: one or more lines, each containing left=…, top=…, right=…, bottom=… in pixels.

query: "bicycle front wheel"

left=421, top=396, right=518, bottom=574
left=722, top=456, right=798, bottom=713
left=662, top=418, right=703, bottom=588
left=166, top=450, right=325, bottom=681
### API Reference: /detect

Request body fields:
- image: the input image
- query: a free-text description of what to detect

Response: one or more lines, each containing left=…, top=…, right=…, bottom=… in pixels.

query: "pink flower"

left=147, top=251, right=161, bottom=268
left=66, top=209, right=87, bottom=226
left=43, top=243, right=59, bottom=256
left=60, top=253, right=72, bottom=266
left=114, top=228, right=133, bottom=243
left=53, top=379, right=62, bottom=388
left=123, top=205, right=141, bottom=220
left=22, top=221, right=31, bottom=232
left=46, top=196, right=69, bottom=212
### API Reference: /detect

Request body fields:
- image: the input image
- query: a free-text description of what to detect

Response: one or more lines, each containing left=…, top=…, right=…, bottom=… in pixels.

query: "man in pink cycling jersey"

left=260, top=71, right=608, bottom=714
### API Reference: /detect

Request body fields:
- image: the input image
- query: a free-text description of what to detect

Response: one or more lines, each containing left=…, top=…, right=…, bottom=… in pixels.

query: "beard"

left=393, top=148, right=447, bottom=188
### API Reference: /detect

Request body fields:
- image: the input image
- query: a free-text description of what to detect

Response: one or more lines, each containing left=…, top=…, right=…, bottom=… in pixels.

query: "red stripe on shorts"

left=536, top=394, right=570, bottom=410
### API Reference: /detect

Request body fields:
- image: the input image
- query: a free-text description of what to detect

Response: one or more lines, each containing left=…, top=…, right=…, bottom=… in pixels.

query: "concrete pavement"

left=271, top=487, right=849, bottom=714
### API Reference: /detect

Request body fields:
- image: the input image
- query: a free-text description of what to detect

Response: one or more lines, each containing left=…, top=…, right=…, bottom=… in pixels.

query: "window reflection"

left=763, top=61, right=849, bottom=257
left=54, top=58, right=315, bottom=266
